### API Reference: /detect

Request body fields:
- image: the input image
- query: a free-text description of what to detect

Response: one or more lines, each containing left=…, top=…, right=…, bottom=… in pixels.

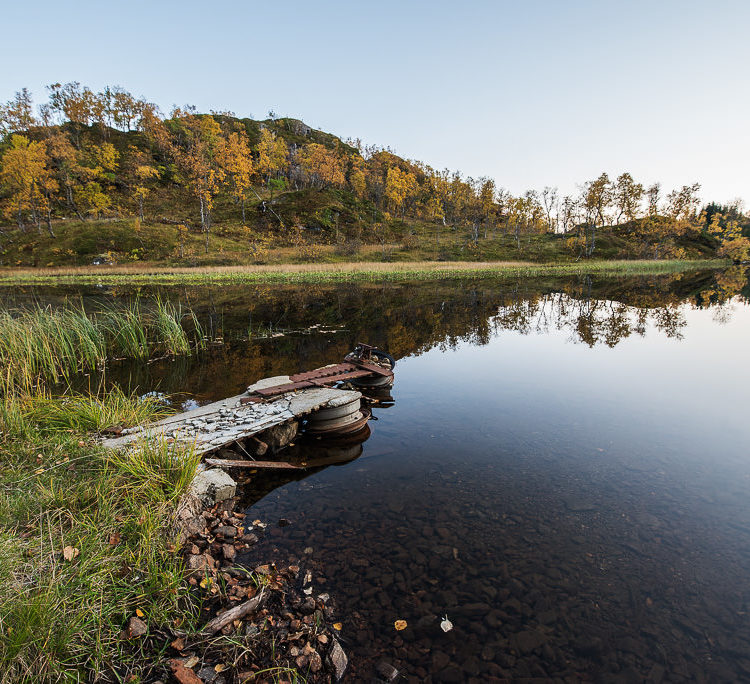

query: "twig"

left=202, top=588, right=266, bottom=634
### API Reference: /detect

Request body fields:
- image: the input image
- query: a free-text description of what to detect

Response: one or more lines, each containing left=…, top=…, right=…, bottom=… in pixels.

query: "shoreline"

left=0, top=258, right=728, bottom=286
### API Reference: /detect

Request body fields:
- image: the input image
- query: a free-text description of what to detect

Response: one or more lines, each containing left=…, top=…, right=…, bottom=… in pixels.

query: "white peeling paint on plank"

left=101, top=385, right=361, bottom=455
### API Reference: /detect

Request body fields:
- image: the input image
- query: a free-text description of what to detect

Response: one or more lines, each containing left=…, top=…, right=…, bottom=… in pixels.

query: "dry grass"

left=0, top=259, right=530, bottom=277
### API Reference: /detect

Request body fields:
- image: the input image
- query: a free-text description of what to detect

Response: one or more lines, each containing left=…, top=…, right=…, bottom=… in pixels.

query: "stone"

left=432, top=651, right=451, bottom=670
left=375, top=660, right=399, bottom=682
left=329, top=639, right=348, bottom=681
left=190, top=469, right=236, bottom=505
left=259, top=421, right=299, bottom=450
left=125, top=616, right=147, bottom=639
left=435, top=665, right=464, bottom=683
left=185, top=553, right=214, bottom=578
left=215, top=526, right=237, bottom=539
left=515, top=629, right=545, bottom=654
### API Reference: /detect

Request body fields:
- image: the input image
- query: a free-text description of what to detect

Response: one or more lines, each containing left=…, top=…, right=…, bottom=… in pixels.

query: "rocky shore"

left=154, top=467, right=349, bottom=684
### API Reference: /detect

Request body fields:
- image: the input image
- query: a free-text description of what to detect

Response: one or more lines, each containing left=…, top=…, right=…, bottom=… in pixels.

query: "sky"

left=2, top=0, right=748, bottom=206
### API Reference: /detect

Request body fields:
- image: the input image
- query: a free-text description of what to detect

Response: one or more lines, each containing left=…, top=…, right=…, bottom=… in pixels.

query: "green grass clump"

left=0, top=389, right=199, bottom=683
left=0, top=300, right=205, bottom=391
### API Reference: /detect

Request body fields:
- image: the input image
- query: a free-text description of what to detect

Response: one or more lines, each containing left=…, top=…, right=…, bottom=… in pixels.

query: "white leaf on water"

left=440, top=616, right=453, bottom=633
left=303, top=587, right=313, bottom=595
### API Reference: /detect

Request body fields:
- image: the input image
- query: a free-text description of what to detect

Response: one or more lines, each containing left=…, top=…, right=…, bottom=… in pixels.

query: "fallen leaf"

left=78, top=440, right=85, bottom=447
left=200, top=577, right=212, bottom=589
left=62, top=546, right=79, bottom=562
left=214, top=664, right=227, bottom=672
left=184, top=655, right=199, bottom=668
left=171, top=637, right=186, bottom=651
left=333, top=622, right=343, bottom=631
left=135, top=608, right=145, bottom=618
left=440, top=616, right=453, bottom=632
left=169, top=659, right=202, bottom=684
left=394, top=619, right=408, bottom=631
left=108, top=532, right=121, bottom=546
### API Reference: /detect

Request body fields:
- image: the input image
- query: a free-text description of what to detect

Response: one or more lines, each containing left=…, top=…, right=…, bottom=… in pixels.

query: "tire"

left=370, top=349, right=396, bottom=369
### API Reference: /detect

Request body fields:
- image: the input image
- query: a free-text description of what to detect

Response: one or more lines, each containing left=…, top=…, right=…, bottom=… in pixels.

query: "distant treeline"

left=0, top=83, right=748, bottom=261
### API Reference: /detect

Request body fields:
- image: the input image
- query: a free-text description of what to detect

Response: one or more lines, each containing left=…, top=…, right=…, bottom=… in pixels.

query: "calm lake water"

left=4, top=268, right=750, bottom=682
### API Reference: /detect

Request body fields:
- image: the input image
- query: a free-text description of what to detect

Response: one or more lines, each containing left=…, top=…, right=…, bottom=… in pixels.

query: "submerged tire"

left=370, top=350, right=396, bottom=369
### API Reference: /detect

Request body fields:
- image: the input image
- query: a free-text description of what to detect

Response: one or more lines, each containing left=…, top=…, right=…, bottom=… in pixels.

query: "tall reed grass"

left=0, top=300, right=204, bottom=391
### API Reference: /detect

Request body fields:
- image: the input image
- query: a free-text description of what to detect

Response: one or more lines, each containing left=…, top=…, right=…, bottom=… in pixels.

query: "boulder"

left=190, top=469, right=236, bottom=505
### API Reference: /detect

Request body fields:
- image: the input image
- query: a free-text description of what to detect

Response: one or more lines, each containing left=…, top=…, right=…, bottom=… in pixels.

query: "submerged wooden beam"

left=205, top=458, right=302, bottom=470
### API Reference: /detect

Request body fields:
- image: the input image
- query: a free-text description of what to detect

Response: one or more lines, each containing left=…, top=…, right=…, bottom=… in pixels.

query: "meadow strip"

left=0, top=258, right=728, bottom=286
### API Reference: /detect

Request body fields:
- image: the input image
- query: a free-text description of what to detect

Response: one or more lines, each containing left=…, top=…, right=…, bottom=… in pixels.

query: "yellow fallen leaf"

left=62, top=546, right=79, bottom=562
left=135, top=608, right=145, bottom=618
left=214, top=664, right=227, bottom=672
left=333, top=622, right=342, bottom=631
left=394, top=619, right=408, bottom=631
left=200, top=577, right=212, bottom=589
left=184, top=656, right=199, bottom=668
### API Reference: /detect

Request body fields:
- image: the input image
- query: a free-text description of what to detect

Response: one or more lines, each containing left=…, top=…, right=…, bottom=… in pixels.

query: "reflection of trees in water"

left=57, top=268, right=747, bottom=398
left=491, top=293, right=687, bottom=347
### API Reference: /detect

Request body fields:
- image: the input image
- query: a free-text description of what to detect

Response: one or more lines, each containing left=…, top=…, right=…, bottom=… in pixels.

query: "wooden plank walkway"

left=101, top=375, right=362, bottom=456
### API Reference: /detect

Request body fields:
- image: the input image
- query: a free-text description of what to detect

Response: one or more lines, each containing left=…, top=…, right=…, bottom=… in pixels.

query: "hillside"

left=0, top=83, right=746, bottom=267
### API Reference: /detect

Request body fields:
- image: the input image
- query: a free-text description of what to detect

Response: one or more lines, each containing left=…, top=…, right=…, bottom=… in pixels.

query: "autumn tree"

left=216, top=129, right=254, bottom=221
left=173, top=113, right=225, bottom=251
left=646, top=183, right=661, bottom=216
left=0, top=134, right=57, bottom=235
left=298, top=143, right=346, bottom=189
left=613, top=172, right=643, bottom=224
left=385, top=166, right=418, bottom=217
left=541, top=186, right=558, bottom=233
left=666, top=183, right=701, bottom=221
left=74, top=142, right=119, bottom=218
left=123, top=146, right=159, bottom=220
left=478, top=177, right=497, bottom=237
left=46, top=130, right=85, bottom=220
left=579, top=173, right=613, bottom=255
left=347, top=157, right=367, bottom=198
left=707, top=211, right=750, bottom=262
left=256, top=128, right=288, bottom=186
left=0, top=88, right=37, bottom=134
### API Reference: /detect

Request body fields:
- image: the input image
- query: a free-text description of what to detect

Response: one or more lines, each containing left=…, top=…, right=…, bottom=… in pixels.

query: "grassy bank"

left=0, top=392, right=201, bottom=683
left=0, top=304, right=209, bottom=682
left=0, top=258, right=729, bottom=286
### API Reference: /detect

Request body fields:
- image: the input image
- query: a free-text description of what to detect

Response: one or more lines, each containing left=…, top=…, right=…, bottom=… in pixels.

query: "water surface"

left=4, top=269, right=750, bottom=681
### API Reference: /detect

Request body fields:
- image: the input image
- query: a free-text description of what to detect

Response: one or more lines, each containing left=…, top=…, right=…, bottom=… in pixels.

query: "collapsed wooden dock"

left=102, top=348, right=395, bottom=458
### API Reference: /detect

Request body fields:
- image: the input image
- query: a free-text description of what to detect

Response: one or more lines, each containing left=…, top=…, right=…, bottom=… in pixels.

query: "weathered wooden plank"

left=101, top=381, right=361, bottom=456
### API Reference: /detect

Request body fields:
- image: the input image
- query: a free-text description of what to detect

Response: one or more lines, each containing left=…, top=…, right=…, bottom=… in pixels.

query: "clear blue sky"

left=2, top=0, right=748, bottom=206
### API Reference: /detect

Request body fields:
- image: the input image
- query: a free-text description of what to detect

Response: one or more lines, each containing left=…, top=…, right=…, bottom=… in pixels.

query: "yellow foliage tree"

left=256, top=128, right=288, bottom=185
left=0, top=134, right=57, bottom=235
left=217, top=130, right=254, bottom=221
left=385, top=166, right=418, bottom=217
left=298, top=143, right=346, bottom=188
left=173, top=114, right=225, bottom=252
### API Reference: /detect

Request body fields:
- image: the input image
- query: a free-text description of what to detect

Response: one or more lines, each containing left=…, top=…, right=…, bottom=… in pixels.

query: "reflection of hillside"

left=73, top=268, right=749, bottom=400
